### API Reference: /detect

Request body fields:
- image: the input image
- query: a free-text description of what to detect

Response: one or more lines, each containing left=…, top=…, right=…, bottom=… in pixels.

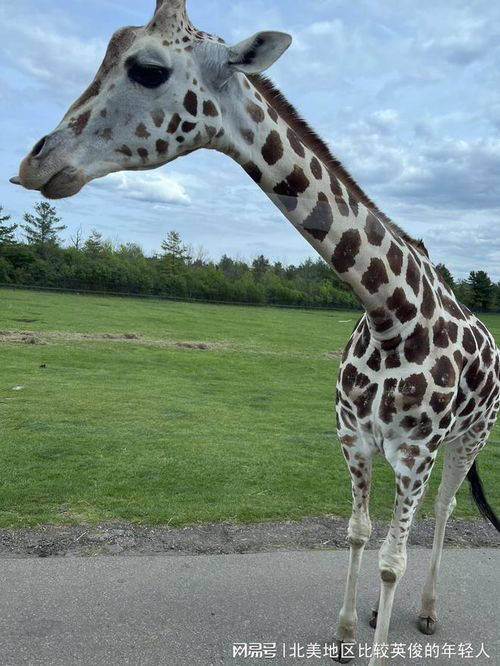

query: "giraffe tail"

left=467, top=461, right=500, bottom=532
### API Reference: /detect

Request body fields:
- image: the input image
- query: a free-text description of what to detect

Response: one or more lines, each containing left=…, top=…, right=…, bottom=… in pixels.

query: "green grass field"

left=0, top=287, right=498, bottom=528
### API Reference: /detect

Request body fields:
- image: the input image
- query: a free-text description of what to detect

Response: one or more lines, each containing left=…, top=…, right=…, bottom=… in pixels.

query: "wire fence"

left=0, top=282, right=364, bottom=313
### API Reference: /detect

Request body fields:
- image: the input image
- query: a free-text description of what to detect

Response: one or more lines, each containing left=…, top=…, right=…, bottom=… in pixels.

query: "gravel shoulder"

left=0, top=516, right=498, bottom=558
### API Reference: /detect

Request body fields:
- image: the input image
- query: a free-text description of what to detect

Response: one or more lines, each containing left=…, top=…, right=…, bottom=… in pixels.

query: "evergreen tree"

left=251, top=254, right=270, bottom=280
left=22, top=202, right=66, bottom=251
left=467, top=270, right=494, bottom=311
left=435, top=263, right=455, bottom=290
left=84, top=230, right=105, bottom=257
left=161, top=230, right=191, bottom=277
left=0, top=206, right=18, bottom=245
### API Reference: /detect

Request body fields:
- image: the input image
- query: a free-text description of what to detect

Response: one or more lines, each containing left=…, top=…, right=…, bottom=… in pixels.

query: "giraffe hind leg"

left=418, top=436, right=490, bottom=634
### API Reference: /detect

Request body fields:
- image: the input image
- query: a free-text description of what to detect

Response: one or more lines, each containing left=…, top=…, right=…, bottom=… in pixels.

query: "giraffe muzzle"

left=12, top=130, right=87, bottom=199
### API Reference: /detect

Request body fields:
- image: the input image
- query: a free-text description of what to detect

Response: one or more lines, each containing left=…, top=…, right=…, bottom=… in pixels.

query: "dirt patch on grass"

left=0, top=330, right=47, bottom=345
left=0, top=517, right=497, bottom=558
left=323, top=350, right=344, bottom=360
left=175, top=341, right=223, bottom=350
left=0, top=329, right=225, bottom=351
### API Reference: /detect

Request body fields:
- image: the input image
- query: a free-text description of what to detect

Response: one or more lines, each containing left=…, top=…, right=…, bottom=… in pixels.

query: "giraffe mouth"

left=39, top=167, right=87, bottom=200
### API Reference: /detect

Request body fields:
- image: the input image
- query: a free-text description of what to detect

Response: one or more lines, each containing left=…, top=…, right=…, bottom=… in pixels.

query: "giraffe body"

left=10, top=2, right=500, bottom=664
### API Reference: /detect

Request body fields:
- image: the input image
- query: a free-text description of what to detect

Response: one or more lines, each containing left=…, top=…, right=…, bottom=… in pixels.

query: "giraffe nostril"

left=31, top=136, right=48, bottom=158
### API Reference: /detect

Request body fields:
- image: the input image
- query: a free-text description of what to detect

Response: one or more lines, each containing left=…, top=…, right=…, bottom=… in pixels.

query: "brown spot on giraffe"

left=462, top=327, right=476, bottom=354
left=156, top=139, right=169, bottom=156
left=243, top=161, right=262, bottom=183
left=442, top=295, right=466, bottom=320
left=353, top=321, right=370, bottom=357
left=329, top=174, right=349, bottom=216
left=465, top=358, right=485, bottom=391
left=346, top=193, right=358, bottom=218
left=398, top=373, right=428, bottom=410
left=353, top=383, right=378, bottom=418
left=361, top=258, right=389, bottom=294
left=151, top=109, right=165, bottom=128
left=167, top=113, right=182, bottom=134
left=240, top=129, right=254, bottom=145
left=182, top=121, right=197, bottom=133
left=246, top=102, right=265, bottom=123
left=302, top=192, right=333, bottom=241
left=379, top=378, right=397, bottom=424
left=421, top=276, right=436, bottom=319
left=430, top=391, right=454, bottom=414
left=287, top=128, right=305, bottom=157
left=387, top=242, right=404, bottom=276
left=262, top=130, right=284, bottom=165
left=273, top=165, right=310, bottom=212
left=409, top=412, right=433, bottom=440
left=135, top=123, right=151, bottom=139
left=365, top=212, right=386, bottom=246
left=367, top=348, right=381, bottom=372
left=116, top=145, right=132, bottom=157
left=369, top=307, right=393, bottom=333
left=431, top=356, right=456, bottom=388
left=310, top=156, right=322, bottom=180
left=137, top=147, right=148, bottom=162
left=203, top=100, right=219, bottom=117
left=404, top=324, right=430, bottom=364
left=183, top=90, right=198, bottom=116
left=69, top=110, right=91, bottom=135
left=406, top=254, right=420, bottom=296
left=332, top=229, right=362, bottom=273
left=386, top=287, right=417, bottom=324
left=267, top=106, right=279, bottom=123
left=433, top=317, right=449, bottom=348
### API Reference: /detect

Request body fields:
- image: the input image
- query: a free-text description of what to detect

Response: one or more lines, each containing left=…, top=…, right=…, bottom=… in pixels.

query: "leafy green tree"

left=467, top=270, right=494, bottom=311
left=0, top=206, right=17, bottom=245
left=161, top=230, right=191, bottom=278
left=22, top=201, right=66, bottom=256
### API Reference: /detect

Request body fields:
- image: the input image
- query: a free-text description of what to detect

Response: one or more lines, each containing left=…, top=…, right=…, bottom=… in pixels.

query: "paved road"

left=0, top=548, right=498, bottom=665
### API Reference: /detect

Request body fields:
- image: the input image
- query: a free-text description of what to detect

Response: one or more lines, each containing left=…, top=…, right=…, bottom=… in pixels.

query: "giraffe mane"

left=248, top=74, right=429, bottom=258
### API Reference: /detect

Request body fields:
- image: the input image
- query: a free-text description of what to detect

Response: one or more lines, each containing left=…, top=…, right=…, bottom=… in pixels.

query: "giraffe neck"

left=215, top=73, right=438, bottom=338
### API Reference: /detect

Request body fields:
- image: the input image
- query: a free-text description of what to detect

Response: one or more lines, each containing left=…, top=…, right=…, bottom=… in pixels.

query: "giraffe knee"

left=348, top=516, right=371, bottom=547
left=435, top=494, right=457, bottom=519
left=379, top=549, right=407, bottom=583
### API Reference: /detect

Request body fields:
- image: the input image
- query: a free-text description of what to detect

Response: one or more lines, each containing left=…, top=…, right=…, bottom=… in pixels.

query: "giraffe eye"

left=128, top=64, right=171, bottom=89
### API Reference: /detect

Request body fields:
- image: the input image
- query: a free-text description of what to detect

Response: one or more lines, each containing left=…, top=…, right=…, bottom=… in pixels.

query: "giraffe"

left=10, top=1, right=500, bottom=664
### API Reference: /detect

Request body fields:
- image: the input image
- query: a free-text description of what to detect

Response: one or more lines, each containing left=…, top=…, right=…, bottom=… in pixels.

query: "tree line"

left=1, top=202, right=499, bottom=312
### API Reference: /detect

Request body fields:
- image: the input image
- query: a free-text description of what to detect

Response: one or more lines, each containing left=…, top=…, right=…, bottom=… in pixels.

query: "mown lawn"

left=0, top=288, right=498, bottom=528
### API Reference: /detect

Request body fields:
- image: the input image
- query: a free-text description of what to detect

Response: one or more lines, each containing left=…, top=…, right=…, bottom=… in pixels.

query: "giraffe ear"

left=227, top=31, right=292, bottom=74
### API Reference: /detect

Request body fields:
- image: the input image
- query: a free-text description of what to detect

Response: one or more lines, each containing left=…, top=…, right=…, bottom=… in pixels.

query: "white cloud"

left=92, top=172, right=192, bottom=206
left=0, top=4, right=105, bottom=98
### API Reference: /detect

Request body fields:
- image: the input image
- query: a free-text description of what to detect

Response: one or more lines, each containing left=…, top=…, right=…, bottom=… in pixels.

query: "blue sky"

left=1, top=0, right=499, bottom=279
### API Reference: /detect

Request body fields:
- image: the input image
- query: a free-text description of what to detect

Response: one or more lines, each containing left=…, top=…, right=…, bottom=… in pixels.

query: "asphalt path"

left=0, top=548, right=498, bottom=665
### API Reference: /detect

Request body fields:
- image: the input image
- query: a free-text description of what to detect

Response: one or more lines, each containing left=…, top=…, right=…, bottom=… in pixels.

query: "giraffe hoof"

left=418, top=615, right=437, bottom=635
left=331, top=639, right=356, bottom=663
left=369, top=609, right=378, bottom=629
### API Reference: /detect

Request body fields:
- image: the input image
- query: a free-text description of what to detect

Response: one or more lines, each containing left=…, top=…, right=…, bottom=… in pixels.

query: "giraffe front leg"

left=333, top=444, right=372, bottom=663
left=367, top=458, right=434, bottom=666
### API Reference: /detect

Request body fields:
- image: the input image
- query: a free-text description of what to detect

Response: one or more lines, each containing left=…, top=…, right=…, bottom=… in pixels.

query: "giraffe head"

left=11, top=0, right=291, bottom=199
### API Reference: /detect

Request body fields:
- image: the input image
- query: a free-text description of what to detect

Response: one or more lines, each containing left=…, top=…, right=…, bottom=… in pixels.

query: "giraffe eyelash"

left=127, top=63, right=172, bottom=89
